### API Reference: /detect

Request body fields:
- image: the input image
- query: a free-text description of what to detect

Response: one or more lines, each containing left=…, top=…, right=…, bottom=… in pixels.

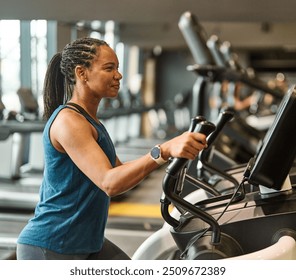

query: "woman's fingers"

left=166, top=132, right=208, bottom=159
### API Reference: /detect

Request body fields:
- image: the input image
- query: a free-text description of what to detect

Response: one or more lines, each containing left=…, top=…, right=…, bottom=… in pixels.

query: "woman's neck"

left=68, top=99, right=100, bottom=121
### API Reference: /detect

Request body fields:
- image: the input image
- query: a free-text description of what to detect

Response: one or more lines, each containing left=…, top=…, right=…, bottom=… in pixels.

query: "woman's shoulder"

left=48, top=106, right=97, bottom=153
left=54, top=106, right=93, bottom=132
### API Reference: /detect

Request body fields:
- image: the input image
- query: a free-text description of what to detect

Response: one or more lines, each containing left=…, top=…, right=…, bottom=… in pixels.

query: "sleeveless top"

left=17, top=104, right=116, bottom=254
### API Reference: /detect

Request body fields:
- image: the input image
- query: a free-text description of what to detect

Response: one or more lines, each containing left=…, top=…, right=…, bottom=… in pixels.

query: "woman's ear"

left=75, top=65, right=87, bottom=83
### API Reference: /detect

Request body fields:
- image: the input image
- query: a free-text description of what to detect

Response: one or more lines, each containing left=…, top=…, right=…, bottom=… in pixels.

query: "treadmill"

left=0, top=90, right=45, bottom=259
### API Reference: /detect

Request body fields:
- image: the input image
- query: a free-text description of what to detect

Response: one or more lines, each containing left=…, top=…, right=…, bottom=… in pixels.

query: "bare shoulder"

left=50, top=107, right=96, bottom=152
left=53, top=108, right=92, bottom=133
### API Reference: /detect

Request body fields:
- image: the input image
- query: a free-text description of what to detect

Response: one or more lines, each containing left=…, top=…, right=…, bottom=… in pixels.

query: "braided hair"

left=43, top=37, right=109, bottom=120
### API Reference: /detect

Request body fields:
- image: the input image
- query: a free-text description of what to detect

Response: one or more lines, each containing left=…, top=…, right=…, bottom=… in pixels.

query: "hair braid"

left=42, top=37, right=109, bottom=120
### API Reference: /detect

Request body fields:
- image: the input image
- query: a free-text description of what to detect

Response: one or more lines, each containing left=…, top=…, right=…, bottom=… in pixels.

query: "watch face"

left=151, top=146, right=160, bottom=159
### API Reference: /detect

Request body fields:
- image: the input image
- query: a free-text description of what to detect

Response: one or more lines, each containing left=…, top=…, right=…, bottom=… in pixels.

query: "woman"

left=17, top=37, right=208, bottom=260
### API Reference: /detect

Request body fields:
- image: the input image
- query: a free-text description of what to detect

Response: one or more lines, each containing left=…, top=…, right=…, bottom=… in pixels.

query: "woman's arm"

left=50, top=109, right=207, bottom=197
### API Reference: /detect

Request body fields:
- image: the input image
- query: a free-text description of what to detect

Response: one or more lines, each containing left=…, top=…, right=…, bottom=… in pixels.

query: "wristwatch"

left=150, top=145, right=167, bottom=165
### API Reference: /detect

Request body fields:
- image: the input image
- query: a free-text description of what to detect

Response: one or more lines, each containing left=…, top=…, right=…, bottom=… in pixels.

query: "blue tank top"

left=17, top=104, right=116, bottom=254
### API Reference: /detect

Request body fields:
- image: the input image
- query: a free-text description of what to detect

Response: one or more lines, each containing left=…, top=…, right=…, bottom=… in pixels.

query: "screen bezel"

left=247, top=85, right=296, bottom=190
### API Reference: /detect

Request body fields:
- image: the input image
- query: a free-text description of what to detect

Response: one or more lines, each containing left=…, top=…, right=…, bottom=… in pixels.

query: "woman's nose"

left=114, top=70, right=122, bottom=80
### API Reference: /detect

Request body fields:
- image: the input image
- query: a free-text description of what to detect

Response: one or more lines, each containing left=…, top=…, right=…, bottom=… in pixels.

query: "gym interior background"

left=1, top=0, right=296, bottom=259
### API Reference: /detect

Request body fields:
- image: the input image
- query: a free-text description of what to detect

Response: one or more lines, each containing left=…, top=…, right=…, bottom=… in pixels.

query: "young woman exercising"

left=17, top=37, right=207, bottom=260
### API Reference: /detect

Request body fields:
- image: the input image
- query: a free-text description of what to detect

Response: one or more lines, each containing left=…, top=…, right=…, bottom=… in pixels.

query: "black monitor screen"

left=247, top=85, right=296, bottom=190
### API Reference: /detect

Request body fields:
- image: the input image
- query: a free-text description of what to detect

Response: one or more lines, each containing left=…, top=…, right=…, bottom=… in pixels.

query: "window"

left=0, top=20, right=21, bottom=111
left=0, top=20, right=49, bottom=113
left=30, top=20, right=47, bottom=98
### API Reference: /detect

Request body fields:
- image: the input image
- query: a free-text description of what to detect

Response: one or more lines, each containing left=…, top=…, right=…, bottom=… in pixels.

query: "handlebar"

left=166, top=119, right=216, bottom=178
left=187, top=64, right=284, bottom=99
left=178, top=11, right=215, bottom=65
left=198, top=108, right=241, bottom=195
left=179, top=11, right=284, bottom=100
left=161, top=116, right=222, bottom=245
left=207, top=107, right=235, bottom=147
left=207, top=35, right=227, bottom=67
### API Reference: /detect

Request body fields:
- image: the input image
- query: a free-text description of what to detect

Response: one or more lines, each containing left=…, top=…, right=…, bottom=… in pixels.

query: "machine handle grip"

left=166, top=118, right=216, bottom=177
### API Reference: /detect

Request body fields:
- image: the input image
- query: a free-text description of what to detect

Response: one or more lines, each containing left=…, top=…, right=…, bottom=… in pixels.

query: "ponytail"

left=43, top=53, right=66, bottom=120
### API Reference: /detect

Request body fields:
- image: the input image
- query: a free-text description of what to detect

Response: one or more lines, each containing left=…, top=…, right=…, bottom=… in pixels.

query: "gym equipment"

left=16, top=88, right=40, bottom=120
left=133, top=85, right=296, bottom=260
left=0, top=118, right=45, bottom=179
left=0, top=90, right=45, bottom=211
left=178, top=11, right=284, bottom=165
left=0, top=88, right=45, bottom=179
left=17, top=88, right=44, bottom=173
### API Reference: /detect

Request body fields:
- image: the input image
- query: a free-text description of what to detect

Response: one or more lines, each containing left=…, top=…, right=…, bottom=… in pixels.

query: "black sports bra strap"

left=66, top=102, right=89, bottom=116
left=66, top=102, right=98, bottom=126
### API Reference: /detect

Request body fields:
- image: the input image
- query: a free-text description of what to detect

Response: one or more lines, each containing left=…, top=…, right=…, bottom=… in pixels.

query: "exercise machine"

left=133, top=85, right=296, bottom=260
left=178, top=11, right=284, bottom=165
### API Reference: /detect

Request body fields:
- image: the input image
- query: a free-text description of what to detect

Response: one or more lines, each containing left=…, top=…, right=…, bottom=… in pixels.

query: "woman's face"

left=85, top=45, right=122, bottom=99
